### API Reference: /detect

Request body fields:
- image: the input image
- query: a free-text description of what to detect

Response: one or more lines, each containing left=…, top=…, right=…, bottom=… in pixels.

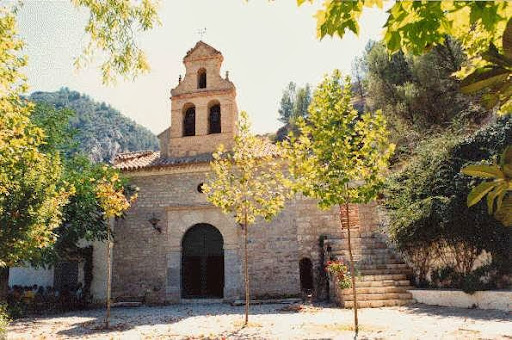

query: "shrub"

left=0, top=303, right=9, bottom=340
left=385, top=116, right=512, bottom=288
left=325, top=260, right=352, bottom=289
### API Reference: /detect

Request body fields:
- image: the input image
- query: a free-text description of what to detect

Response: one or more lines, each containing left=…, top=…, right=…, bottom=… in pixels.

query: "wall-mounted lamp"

left=148, top=213, right=161, bottom=233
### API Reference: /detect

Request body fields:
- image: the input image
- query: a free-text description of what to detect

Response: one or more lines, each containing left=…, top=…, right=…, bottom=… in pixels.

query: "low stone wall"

left=409, top=289, right=512, bottom=311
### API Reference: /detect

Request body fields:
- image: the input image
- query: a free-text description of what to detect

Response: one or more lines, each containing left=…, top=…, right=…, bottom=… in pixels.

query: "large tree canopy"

left=298, top=0, right=512, bottom=112
left=0, top=9, right=70, bottom=269
left=71, top=0, right=160, bottom=84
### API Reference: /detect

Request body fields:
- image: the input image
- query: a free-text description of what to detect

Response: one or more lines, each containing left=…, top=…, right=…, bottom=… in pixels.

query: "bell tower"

left=162, top=41, right=238, bottom=158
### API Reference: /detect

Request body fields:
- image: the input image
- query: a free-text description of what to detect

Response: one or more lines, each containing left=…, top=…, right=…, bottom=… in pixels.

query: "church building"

left=112, top=41, right=413, bottom=306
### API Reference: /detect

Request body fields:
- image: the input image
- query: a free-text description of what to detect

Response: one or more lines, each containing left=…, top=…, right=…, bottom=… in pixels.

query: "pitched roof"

left=113, top=151, right=214, bottom=171
left=113, top=139, right=281, bottom=172
left=183, top=41, right=222, bottom=61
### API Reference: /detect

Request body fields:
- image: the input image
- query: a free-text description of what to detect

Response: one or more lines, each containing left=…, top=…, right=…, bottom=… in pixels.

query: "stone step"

left=358, top=273, right=408, bottom=281
left=357, top=258, right=405, bottom=265
left=331, top=248, right=396, bottom=255
left=340, top=286, right=412, bottom=295
left=336, top=259, right=405, bottom=267
left=343, top=298, right=413, bottom=308
left=359, top=268, right=412, bottom=275
left=357, top=263, right=410, bottom=271
left=340, top=292, right=413, bottom=301
left=330, top=241, right=389, bottom=250
left=331, top=254, right=400, bottom=262
left=356, top=279, right=411, bottom=288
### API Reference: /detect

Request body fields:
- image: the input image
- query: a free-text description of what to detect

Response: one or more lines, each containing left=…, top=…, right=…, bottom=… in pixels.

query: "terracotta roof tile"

left=113, top=151, right=213, bottom=171
left=113, top=139, right=281, bottom=172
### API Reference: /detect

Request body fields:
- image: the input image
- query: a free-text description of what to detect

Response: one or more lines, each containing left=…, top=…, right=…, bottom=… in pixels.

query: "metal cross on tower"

left=197, top=28, right=207, bottom=40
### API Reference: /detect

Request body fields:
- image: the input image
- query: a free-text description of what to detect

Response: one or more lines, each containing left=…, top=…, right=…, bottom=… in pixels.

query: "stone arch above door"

left=165, top=206, right=242, bottom=302
left=181, top=223, right=224, bottom=298
left=166, top=206, right=239, bottom=251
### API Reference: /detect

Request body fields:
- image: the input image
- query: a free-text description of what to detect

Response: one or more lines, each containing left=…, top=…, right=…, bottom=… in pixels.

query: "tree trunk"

left=0, top=267, right=9, bottom=302
left=243, top=211, right=250, bottom=326
left=105, top=225, right=112, bottom=329
left=340, top=203, right=358, bottom=334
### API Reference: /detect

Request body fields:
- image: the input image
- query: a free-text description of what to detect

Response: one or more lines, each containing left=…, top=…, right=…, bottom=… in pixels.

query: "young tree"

left=283, top=70, right=394, bottom=334
left=203, top=111, right=290, bottom=325
left=278, top=82, right=297, bottom=124
left=276, top=82, right=312, bottom=141
left=95, top=169, right=137, bottom=328
left=278, top=82, right=312, bottom=125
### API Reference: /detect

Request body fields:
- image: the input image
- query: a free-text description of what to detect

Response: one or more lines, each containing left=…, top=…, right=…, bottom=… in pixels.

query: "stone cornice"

left=165, top=204, right=217, bottom=211
left=171, top=88, right=236, bottom=100
left=123, top=162, right=210, bottom=177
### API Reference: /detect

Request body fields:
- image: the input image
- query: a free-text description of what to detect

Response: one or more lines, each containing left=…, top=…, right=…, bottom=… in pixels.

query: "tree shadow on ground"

left=404, top=303, right=512, bottom=322
left=50, top=302, right=317, bottom=338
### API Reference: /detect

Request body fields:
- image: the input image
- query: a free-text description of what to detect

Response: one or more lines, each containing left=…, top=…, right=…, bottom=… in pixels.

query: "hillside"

left=30, top=88, right=159, bottom=163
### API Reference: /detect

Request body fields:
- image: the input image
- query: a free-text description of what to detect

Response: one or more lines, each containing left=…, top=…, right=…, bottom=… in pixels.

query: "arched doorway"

left=181, top=224, right=224, bottom=298
left=299, top=258, right=314, bottom=292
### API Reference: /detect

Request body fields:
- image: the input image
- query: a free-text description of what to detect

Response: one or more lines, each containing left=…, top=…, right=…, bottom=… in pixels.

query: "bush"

left=385, top=116, right=512, bottom=288
left=0, top=304, right=9, bottom=340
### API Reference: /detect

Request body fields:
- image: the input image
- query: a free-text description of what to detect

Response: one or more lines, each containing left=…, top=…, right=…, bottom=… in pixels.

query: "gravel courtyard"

left=7, top=303, right=512, bottom=340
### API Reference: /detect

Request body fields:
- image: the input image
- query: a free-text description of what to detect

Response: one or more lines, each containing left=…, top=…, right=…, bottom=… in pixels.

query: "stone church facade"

left=113, top=41, right=413, bottom=306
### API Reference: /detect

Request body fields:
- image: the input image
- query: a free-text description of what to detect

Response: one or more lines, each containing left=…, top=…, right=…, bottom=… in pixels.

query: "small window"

left=209, top=104, right=221, bottom=134
left=197, top=183, right=204, bottom=193
left=183, top=106, right=196, bottom=136
left=197, top=68, right=207, bottom=89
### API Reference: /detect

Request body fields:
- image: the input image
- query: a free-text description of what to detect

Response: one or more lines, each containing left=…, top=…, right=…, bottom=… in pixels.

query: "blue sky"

left=17, top=0, right=388, bottom=134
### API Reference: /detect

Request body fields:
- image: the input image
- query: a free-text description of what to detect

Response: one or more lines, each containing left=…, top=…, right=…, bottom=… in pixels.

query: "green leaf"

left=495, top=194, right=512, bottom=227
left=504, top=164, right=512, bottom=178
left=503, top=18, right=512, bottom=60
left=460, top=67, right=510, bottom=94
left=461, top=164, right=504, bottom=178
left=500, top=146, right=512, bottom=168
left=487, top=183, right=507, bottom=214
left=481, top=43, right=512, bottom=68
left=364, top=0, right=383, bottom=9
left=467, top=181, right=499, bottom=207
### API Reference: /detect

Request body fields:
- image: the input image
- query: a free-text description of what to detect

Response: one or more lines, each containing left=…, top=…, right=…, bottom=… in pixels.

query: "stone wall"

left=168, top=90, right=237, bottom=157
left=112, top=166, right=382, bottom=303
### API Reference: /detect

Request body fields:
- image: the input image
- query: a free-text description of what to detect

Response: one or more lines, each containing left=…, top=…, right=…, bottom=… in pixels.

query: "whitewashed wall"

left=89, top=240, right=108, bottom=303
left=8, top=239, right=109, bottom=303
left=9, top=266, right=54, bottom=287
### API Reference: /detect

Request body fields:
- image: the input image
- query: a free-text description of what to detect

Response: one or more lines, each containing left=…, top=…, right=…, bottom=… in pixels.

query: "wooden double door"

left=181, top=224, right=224, bottom=298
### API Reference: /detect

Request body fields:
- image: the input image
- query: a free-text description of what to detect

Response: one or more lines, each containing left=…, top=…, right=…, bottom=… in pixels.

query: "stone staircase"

left=324, top=230, right=414, bottom=308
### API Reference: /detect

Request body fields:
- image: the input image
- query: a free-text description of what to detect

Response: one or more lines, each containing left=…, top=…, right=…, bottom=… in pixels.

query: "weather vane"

left=197, top=28, right=207, bottom=40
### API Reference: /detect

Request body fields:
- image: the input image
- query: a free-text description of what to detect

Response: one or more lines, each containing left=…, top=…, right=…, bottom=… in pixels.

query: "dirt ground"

left=6, top=303, right=512, bottom=339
